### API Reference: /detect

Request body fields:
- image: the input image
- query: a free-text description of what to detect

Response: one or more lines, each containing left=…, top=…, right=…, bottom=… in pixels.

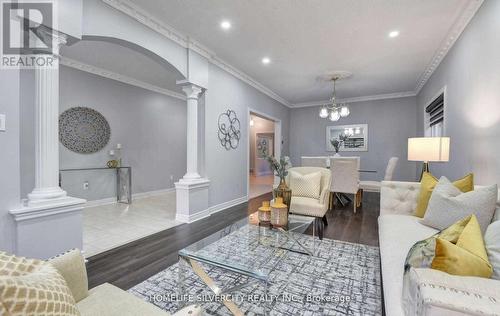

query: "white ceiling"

left=124, top=0, right=476, bottom=104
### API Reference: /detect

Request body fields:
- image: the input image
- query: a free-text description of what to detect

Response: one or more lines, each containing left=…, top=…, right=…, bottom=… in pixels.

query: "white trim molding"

left=60, top=57, right=186, bottom=101
left=291, top=91, right=417, bottom=108
left=209, top=196, right=248, bottom=215
left=10, top=197, right=86, bottom=222
left=84, top=187, right=176, bottom=208
left=102, top=0, right=482, bottom=107
left=414, top=0, right=483, bottom=93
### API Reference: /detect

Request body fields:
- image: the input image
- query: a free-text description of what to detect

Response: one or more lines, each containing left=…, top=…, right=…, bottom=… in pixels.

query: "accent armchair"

left=286, top=167, right=332, bottom=239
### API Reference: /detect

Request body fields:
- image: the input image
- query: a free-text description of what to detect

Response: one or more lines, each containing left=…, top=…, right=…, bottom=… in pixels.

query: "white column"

left=10, top=29, right=85, bottom=259
left=179, top=82, right=203, bottom=182
left=27, top=34, right=67, bottom=205
left=174, top=80, right=210, bottom=223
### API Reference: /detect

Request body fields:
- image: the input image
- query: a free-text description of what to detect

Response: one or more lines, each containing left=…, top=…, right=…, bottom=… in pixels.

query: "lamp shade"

left=408, top=137, right=450, bottom=162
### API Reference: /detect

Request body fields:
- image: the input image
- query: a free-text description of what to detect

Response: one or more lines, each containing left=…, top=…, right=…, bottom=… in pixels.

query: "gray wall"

left=205, top=63, right=290, bottom=207
left=290, top=97, right=418, bottom=181
left=416, top=0, right=500, bottom=185
left=56, top=66, right=187, bottom=200
left=0, top=69, right=21, bottom=253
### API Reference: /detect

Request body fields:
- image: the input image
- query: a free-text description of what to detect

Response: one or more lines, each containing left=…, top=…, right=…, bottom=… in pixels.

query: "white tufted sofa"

left=379, top=181, right=500, bottom=316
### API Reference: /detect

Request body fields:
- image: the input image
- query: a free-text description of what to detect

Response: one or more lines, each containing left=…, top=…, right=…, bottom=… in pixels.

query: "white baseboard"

left=84, top=187, right=175, bottom=208
left=132, top=187, right=175, bottom=200
left=209, top=196, right=248, bottom=215
left=175, top=195, right=249, bottom=223
left=175, top=208, right=211, bottom=223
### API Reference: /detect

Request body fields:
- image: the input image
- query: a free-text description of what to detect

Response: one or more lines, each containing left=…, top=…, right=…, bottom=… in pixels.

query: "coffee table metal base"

left=177, top=256, right=270, bottom=316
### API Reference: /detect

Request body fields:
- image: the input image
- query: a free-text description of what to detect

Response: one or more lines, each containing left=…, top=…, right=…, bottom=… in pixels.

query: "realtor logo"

left=1, top=0, right=57, bottom=69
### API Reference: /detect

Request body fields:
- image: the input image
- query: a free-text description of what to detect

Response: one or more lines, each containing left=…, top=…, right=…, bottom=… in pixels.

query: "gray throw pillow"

left=421, top=177, right=497, bottom=234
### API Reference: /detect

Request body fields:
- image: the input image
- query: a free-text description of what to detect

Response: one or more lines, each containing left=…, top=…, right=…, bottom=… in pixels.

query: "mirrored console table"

left=59, top=167, right=132, bottom=204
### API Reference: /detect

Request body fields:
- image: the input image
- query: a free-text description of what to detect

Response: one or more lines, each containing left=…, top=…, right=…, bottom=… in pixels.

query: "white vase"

left=334, top=153, right=341, bottom=157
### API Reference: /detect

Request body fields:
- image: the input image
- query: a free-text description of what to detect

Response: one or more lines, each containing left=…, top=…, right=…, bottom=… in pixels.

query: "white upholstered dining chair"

left=286, top=167, right=331, bottom=239
left=301, top=156, right=329, bottom=168
left=359, top=157, right=399, bottom=193
left=330, top=159, right=360, bottom=213
left=330, top=156, right=360, bottom=169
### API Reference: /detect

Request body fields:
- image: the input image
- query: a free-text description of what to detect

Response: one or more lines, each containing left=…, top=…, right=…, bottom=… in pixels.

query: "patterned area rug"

left=129, top=230, right=382, bottom=316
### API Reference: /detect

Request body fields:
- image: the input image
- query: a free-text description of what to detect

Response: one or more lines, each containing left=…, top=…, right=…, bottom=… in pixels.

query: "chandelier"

left=318, top=76, right=350, bottom=121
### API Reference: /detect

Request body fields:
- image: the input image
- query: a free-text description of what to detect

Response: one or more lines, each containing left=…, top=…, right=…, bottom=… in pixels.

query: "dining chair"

left=301, top=156, right=329, bottom=168
left=330, top=159, right=361, bottom=213
left=330, top=156, right=360, bottom=169
left=286, top=167, right=331, bottom=240
left=359, top=157, right=399, bottom=193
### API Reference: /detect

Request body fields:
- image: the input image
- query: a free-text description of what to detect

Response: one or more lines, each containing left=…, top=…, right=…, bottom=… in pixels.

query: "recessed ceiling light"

left=262, top=57, right=271, bottom=64
left=220, top=20, right=231, bottom=30
left=389, top=30, right=400, bottom=38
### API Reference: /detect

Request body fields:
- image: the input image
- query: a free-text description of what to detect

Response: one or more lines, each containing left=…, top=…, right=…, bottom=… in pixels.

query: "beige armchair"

left=286, top=167, right=332, bottom=239
left=48, top=249, right=201, bottom=316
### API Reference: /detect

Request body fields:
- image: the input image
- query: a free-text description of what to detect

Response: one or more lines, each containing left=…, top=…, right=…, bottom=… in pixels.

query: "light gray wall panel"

left=205, top=64, right=290, bottom=207
left=58, top=66, right=187, bottom=200
left=416, top=0, right=500, bottom=184
left=0, top=69, right=21, bottom=253
left=289, top=97, right=418, bottom=181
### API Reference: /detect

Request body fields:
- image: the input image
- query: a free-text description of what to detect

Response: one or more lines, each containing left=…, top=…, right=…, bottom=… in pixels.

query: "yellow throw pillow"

left=0, top=252, right=80, bottom=316
left=414, top=172, right=474, bottom=217
left=431, top=215, right=492, bottom=278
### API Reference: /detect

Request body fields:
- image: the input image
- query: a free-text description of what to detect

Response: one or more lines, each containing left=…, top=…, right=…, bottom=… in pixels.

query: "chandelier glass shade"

left=319, top=77, right=350, bottom=121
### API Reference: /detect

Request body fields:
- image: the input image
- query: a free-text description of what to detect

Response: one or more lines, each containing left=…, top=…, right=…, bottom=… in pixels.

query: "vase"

left=258, top=200, right=271, bottom=225
left=333, top=152, right=341, bottom=157
left=271, top=197, right=288, bottom=227
left=273, top=177, right=292, bottom=213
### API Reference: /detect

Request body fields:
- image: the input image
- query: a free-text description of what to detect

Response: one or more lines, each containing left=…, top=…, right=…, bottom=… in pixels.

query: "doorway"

left=248, top=111, right=280, bottom=199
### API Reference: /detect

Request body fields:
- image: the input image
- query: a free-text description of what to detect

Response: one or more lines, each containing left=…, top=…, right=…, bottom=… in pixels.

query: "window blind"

left=426, top=93, right=444, bottom=127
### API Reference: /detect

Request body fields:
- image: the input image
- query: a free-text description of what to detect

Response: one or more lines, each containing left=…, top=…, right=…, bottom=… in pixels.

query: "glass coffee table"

left=177, top=212, right=317, bottom=315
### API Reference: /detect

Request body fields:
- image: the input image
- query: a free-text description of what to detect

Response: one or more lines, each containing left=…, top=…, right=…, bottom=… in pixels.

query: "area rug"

left=129, top=228, right=382, bottom=315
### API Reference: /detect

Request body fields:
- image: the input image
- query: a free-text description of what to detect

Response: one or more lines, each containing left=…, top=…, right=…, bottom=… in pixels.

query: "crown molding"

left=209, top=56, right=292, bottom=107
left=414, top=0, right=483, bottom=94
left=291, top=91, right=417, bottom=108
left=101, top=0, right=291, bottom=108
left=102, top=0, right=482, bottom=107
left=60, top=57, right=186, bottom=101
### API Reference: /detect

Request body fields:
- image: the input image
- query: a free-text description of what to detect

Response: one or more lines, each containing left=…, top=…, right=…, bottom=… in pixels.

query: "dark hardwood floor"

left=86, top=191, right=380, bottom=290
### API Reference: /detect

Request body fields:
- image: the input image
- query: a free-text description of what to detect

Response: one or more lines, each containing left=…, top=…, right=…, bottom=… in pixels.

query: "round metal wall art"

left=59, top=107, right=111, bottom=154
left=218, top=109, right=241, bottom=150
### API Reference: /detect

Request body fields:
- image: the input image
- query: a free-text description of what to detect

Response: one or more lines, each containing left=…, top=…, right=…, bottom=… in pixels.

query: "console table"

left=59, top=167, right=132, bottom=204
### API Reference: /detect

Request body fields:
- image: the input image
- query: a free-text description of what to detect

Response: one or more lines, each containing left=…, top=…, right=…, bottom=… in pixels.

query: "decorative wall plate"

left=59, top=107, right=111, bottom=154
left=218, top=109, right=241, bottom=150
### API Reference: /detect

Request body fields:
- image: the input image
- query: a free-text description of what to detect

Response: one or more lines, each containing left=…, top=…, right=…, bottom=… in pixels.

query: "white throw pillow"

left=289, top=171, right=322, bottom=199
left=421, top=177, right=497, bottom=234
left=485, top=221, right=500, bottom=280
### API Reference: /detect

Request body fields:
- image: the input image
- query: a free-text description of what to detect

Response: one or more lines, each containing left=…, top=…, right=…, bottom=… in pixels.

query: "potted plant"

left=330, top=133, right=350, bottom=157
left=330, top=139, right=341, bottom=157
left=266, top=155, right=292, bottom=212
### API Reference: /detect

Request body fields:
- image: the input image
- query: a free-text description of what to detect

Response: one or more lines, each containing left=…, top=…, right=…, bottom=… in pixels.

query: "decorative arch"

left=79, top=35, right=186, bottom=80
left=81, top=0, right=188, bottom=78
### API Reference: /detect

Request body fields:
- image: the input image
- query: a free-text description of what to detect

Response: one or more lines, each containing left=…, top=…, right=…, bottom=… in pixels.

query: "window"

left=425, top=93, right=444, bottom=137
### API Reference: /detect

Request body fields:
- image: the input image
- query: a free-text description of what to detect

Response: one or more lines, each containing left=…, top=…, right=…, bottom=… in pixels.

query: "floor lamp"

left=408, top=137, right=450, bottom=181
